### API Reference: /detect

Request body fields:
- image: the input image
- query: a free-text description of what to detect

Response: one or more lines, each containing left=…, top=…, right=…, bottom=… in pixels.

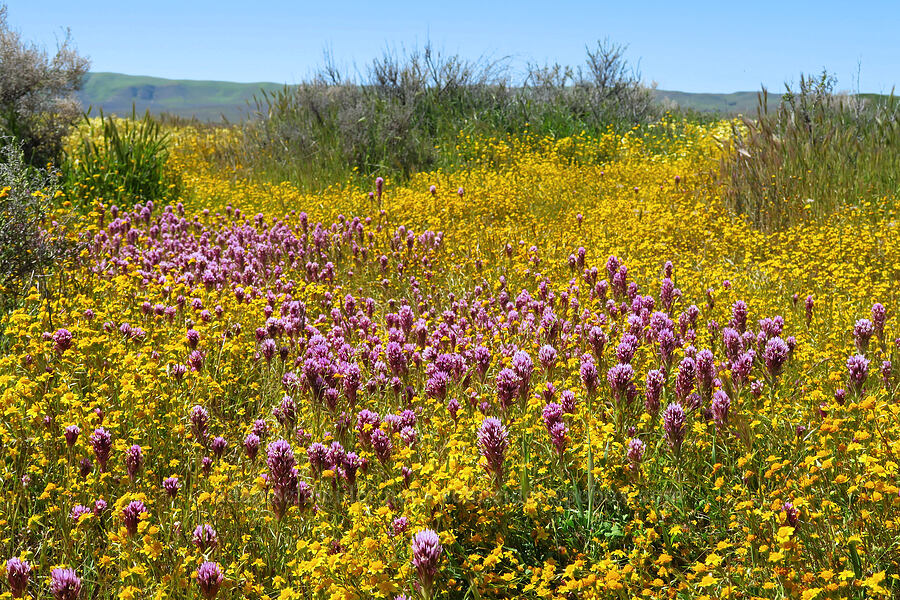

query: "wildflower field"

left=4, top=116, right=900, bottom=600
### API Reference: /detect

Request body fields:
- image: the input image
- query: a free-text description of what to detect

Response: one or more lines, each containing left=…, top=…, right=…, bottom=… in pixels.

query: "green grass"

left=720, top=73, right=900, bottom=230
left=63, top=109, right=178, bottom=209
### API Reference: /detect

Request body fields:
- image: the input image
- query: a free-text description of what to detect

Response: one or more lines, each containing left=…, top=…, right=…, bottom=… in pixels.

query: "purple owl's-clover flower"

left=196, top=561, right=224, bottom=599
left=782, top=502, right=800, bottom=528
left=472, top=345, right=491, bottom=380
left=546, top=420, right=568, bottom=456
left=853, top=319, right=875, bottom=353
left=711, top=389, right=731, bottom=430
left=657, top=328, right=677, bottom=368
left=872, top=303, right=887, bottom=339
left=626, top=438, right=645, bottom=469
left=538, top=344, right=557, bottom=373
left=122, top=500, right=147, bottom=536
left=266, top=439, right=297, bottom=519
left=125, top=444, right=143, bottom=479
left=64, top=425, right=80, bottom=447
left=644, top=369, right=664, bottom=416
left=587, top=326, right=606, bottom=362
left=477, top=417, right=509, bottom=485
left=211, top=436, right=227, bottom=459
left=425, top=370, right=451, bottom=401
left=674, top=357, right=696, bottom=401
left=355, top=409, right=381, bottom=446
left=447, top=397, right=460, bottom=422
left=731, top=351, right=755, bottom=387
left=50, top=568, right=81, bottom=600
left=90, top=427, right=112, bottom=472
left=511, top=350, right=534, bottom=401
left=70, top=504, right=91, bottom=523
left=163, top=476, right=181, bottom=498
left=847, top=354, right=870, bottom=393
left=306, top=442, right=328, bottom=476
left=695, top=349, right=716, bottom=395
left=763, top=337, right=790, bottom=378
left=731, top=300, right=748, bottom=333
left=662, top=402, right=686, bottom=455
left=371, top=429, right=393, bottom=464
left=541, top=403, right=563, bottom=430
left=580, top=354, right=599, bottom=396
left=53, top=328, right=74, bottom=354
left=6, top=557, right=30, bottom=598
left=244, top=433, right=260, bottom=460
left=722, top=327, right=743, bottom=361
left=411, top=529, right=443, bottom=596
left=391, top=516, right=409, bottom=537
left=190, top=405, right=210, bottom=445
left=192, top=524, right=219, bottom=551
left=495, top=367, right=520, bottom=410
left=607, top=363, right=635, bottom=406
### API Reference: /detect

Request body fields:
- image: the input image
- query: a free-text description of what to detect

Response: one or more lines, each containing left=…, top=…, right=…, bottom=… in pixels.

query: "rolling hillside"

left=78, top=72, right=777, bottom=121
left=77, top=72, right=286, bottom=121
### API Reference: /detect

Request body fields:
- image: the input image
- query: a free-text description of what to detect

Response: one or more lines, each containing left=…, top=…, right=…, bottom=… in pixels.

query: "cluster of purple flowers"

left=662, top=402, right=686, bottom=454
left=196, top=561, right=223, bottom=599
left=65, top=197, right=869, bottom=600
left=266, top=439, right=298, bottom=519
left=125, top=444, right=143, bottom=479
left=122, top=500, right=147, bottom=536
left=193, top=524, right=219, bottom=551
left=90, top=427, right=112, bottom=472
left=411, top=529, right=443, bottom=596
left=478, top=417, right=509, bottom=484
left=6, top=557, right=30, bottom=598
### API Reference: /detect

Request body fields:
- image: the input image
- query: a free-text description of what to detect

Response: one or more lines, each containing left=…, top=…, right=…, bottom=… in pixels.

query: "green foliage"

left=231, top=40, right=663, bottom=189
left=721, top=71, right=900, bottom=230
left=0, top=5, right=90, bottom=167
left=0, top=137, right=72, bottom=312
left=64, top=109, right=177, bottom=209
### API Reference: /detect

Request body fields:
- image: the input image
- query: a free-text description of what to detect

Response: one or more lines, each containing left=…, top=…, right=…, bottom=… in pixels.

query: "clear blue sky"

left=7, top=0, right=899, bottom=93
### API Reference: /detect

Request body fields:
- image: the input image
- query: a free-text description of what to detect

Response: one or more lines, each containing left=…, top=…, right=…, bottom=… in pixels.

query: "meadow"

left=3, top=89, right=900, bottom=600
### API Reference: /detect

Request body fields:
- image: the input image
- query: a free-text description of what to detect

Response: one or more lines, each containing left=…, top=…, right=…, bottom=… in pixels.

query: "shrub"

left=721, top=70, right=900, bottom=230
left=0, top=137, right=71, bottom=312
left=235, top=40, right=661, bottom=188
left=0, top=5, right=90, bottom=167
left=64, top=109, right=177, bottom=208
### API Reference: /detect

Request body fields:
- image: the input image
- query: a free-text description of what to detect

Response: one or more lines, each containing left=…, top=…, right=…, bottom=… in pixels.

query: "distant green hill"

left=651, top=89, right=776, bottom=115
left=74, top=72, right=790, bottom=121
left=77, top=72, right=286, bottom=121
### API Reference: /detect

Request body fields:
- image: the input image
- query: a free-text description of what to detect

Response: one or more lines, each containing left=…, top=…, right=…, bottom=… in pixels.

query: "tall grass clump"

left=721, top=71, right=900, bottom=230
left=235, top=40, right=661, bottom=188
left=64, top=109, right=177, bottom=209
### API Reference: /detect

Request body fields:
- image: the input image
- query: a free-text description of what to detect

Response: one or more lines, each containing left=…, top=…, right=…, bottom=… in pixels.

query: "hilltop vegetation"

left=79, top=72, right=780, bottom=122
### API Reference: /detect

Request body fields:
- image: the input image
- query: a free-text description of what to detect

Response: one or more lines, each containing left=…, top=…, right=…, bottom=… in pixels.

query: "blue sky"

left=7, top=0, right=899, bottom=93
